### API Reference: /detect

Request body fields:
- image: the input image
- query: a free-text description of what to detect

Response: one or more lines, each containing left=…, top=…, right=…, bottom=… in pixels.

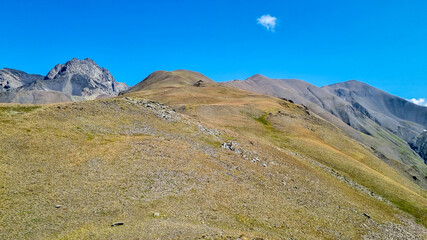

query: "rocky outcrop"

left=193, top=80, right=206, bottom=87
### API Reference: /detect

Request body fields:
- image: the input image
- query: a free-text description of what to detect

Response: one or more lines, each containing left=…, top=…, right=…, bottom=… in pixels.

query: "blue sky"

left=1, top=0, right=426, bottom=104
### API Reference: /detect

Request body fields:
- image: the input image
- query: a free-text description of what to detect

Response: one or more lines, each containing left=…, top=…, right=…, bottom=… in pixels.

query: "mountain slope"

left=0, top=58, right=129, bottom=104
left=225, top=75, right=427, bottom=187
left=1, top=70, right=426, bottom=239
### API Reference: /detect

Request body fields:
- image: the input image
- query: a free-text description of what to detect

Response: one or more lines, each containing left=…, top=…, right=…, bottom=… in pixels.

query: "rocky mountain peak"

left=44, top=58, right=113, bottom=83
left=36, top=58, right=129, bottom=98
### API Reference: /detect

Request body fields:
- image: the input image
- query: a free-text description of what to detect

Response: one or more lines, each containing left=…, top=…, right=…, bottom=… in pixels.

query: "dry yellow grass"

left=0, top=77, right=426, bottom=239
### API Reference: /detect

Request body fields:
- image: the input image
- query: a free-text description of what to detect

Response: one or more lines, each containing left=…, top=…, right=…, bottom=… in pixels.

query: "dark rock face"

left=0, top=68, right=43, bottom=92
left=410, top=132, right=427, bottom=164
left=0, top=58, right=129, bottom=103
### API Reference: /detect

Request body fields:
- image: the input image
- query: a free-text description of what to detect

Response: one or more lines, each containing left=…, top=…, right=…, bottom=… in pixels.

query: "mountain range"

left=1, top=60, right=427, bottom=239
left=0, top=58, right=129, bottom=104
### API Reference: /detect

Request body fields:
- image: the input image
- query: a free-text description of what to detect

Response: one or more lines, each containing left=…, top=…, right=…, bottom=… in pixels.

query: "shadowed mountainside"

left=322, top=80, right=427, bottom=142
left=411, top=131, right=427, bottom=164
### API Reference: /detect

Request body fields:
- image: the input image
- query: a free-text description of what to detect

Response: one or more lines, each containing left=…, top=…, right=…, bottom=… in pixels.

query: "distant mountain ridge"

left=0, top=58, right=129, bottom=104
left=0, top=68, right=43, bottom=91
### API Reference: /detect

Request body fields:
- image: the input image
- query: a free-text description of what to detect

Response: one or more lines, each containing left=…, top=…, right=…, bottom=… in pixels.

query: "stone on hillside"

left=111, top=222, right=124, bottom=226
left=221, top=141, right=231, bottom=149
left=193, top=80, right=206, bottom=87
left=221, top=141, right=240, bottom=153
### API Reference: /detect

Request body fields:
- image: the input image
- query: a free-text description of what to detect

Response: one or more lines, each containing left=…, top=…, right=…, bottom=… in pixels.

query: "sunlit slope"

left=121, top=69, right=214, bottom=94
left=0, top=71, right=426, bottom=239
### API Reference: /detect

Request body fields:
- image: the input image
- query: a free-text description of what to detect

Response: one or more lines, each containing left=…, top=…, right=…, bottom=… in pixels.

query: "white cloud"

left=409, top=98, right=427, bottom=106
left=257, top=14, right=277, bottom=32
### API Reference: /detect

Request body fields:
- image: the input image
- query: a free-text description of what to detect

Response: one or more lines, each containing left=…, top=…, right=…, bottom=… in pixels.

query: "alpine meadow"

left=1, top=1, right=427, bottom=239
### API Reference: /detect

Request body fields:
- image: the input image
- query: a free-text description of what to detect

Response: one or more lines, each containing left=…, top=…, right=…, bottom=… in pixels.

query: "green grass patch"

left=85, top=132, right=96, bottom=141
left=201, top=136, right=221, bottom=148
left=0, top=105, right=41, bottom=116
left=254, top=112, right=270, bottom=126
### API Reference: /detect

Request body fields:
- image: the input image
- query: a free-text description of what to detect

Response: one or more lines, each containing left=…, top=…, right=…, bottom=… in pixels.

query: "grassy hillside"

left=1, top=77, right=426, bottom=239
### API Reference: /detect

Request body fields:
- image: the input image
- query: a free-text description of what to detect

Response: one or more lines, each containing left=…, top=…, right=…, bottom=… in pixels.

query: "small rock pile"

left=221, top=141, right=271, bottom=167
left=221, top=141, right=241, bottom=154
left=123, top=97, right=180, bottom=122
